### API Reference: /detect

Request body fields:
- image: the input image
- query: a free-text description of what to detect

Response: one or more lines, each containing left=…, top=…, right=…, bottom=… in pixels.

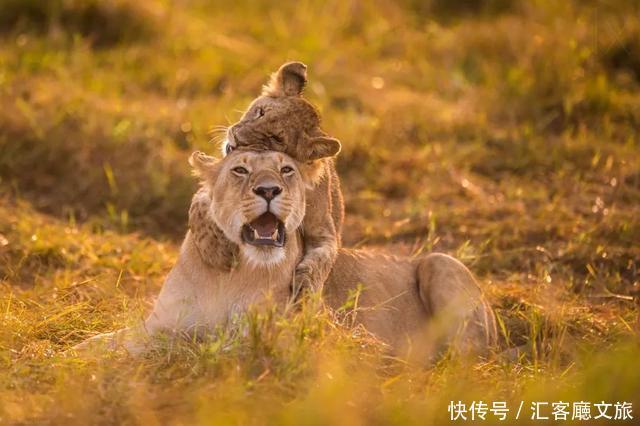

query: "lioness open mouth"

left=241, top=212, right=285, bottom=247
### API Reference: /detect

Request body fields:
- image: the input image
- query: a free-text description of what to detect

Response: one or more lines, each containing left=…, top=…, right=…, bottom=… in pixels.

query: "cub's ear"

left=301, top=136, right=342, bottom=161
left=263, top=61, right=307, bottom=97
left=189, top=151, right=220, bottom=179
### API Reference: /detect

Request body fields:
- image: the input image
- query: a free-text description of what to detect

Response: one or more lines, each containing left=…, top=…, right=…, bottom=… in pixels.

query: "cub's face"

left=190, top=150, right=306, bottom=266
left=221, top=61, right=341, bottom=163
left=224, top=95, right=320, bottom=158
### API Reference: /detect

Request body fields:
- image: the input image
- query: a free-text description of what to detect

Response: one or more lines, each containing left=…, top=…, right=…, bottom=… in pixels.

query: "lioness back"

left=323, top=249, right=427, bottom=351
left=324, top=249, right=498, bottom=361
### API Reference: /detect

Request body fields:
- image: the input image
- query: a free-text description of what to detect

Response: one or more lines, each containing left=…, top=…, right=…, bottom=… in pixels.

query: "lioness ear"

left=263, top=61, right=307, bottom=97
left=189, top=151, right=220, bottom=179
left=301, top=136, right=342, bottom=161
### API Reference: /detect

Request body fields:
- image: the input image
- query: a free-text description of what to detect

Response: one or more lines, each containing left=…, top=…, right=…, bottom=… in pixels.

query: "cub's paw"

left=289, top=265, right=313, bottom=301
left=289, top=266, right=325, bottom=313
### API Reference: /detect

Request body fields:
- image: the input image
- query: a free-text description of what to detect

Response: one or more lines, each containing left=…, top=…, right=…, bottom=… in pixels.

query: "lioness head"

left=223, top=61, right=341, bottom=163
left=190, top=149, right=307, bottom=266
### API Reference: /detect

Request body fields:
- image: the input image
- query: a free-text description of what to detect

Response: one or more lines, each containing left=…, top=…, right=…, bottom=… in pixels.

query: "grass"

left=1, top=0, right=639, bottom=424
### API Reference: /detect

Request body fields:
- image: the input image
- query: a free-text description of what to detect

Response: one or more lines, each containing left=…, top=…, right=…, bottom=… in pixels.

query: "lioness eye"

left=225, top=144, right=235, bottom=155
left=232, top=166, right=249, bottom=175
left=281, top=166, right=294, bottom=174
left=255, top=107, right=264, bottom=118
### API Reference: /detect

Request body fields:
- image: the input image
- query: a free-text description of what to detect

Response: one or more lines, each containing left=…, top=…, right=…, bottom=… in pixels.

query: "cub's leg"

left=291, top=222, right=338, bottom=302
left=416, top=253, right=497, bottom=356
left=189, top=187, right=239, bottom=270
left=327, top=160, right=344, bottom=244
left=291, top=173, right=338, bottom=302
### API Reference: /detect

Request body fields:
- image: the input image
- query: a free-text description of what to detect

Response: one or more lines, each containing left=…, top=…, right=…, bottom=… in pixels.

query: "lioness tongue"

left=250, top=212, right=278, bottom=238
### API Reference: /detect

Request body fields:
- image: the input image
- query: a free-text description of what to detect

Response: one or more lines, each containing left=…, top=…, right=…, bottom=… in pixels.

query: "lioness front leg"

left=416, top=253, right=497, bottom=355
left=73, top=261, right=200, bottom=355
left=72, top=325, right=151, bottom=355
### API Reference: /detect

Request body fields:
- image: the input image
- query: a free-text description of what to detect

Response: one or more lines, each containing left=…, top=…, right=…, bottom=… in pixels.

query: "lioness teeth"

left=271, top=229, right=279, bottom=240
left=253, top=229, right=260, bottom=240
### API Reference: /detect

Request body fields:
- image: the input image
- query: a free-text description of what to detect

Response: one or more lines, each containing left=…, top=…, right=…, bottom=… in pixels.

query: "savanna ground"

left=1, top=0, right=639, bottom=424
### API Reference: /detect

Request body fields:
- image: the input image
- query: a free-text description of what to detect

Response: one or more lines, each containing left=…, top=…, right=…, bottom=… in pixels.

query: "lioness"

left=76, top=149, right=496, bottom=360
left=191, top=61, right=343, bottom=300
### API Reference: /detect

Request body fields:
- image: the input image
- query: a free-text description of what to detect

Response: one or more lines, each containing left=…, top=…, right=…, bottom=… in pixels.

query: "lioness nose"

left=253, top=186, right=282, bottom=201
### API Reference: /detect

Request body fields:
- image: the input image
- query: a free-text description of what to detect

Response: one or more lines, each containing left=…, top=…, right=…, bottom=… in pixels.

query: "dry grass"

left=1, top=0, right=639, bottom=424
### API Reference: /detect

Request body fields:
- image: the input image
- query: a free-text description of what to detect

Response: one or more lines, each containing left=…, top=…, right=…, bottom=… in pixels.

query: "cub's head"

left=223, top=61, right=341, bottom=163
left=190, top=149, right=306, bottom=266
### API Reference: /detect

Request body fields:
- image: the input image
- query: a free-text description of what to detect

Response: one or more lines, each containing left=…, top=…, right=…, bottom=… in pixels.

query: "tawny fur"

left=191, top=61, right=343, bottom=300
left=189, top=187, right=239, bottom=271
left=75, top=151, right=496, bottom=361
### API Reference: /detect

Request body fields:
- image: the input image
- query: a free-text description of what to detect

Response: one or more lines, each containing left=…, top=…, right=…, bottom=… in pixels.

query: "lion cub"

left=190, top=62, right=343, bottom=300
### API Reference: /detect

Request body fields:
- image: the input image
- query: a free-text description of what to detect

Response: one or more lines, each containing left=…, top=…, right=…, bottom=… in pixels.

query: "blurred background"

left=2, top=0, right=639, bottom=288
left=1, top=0, right=639, bottom=258
left=0, top=0, right=638, bottom=423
